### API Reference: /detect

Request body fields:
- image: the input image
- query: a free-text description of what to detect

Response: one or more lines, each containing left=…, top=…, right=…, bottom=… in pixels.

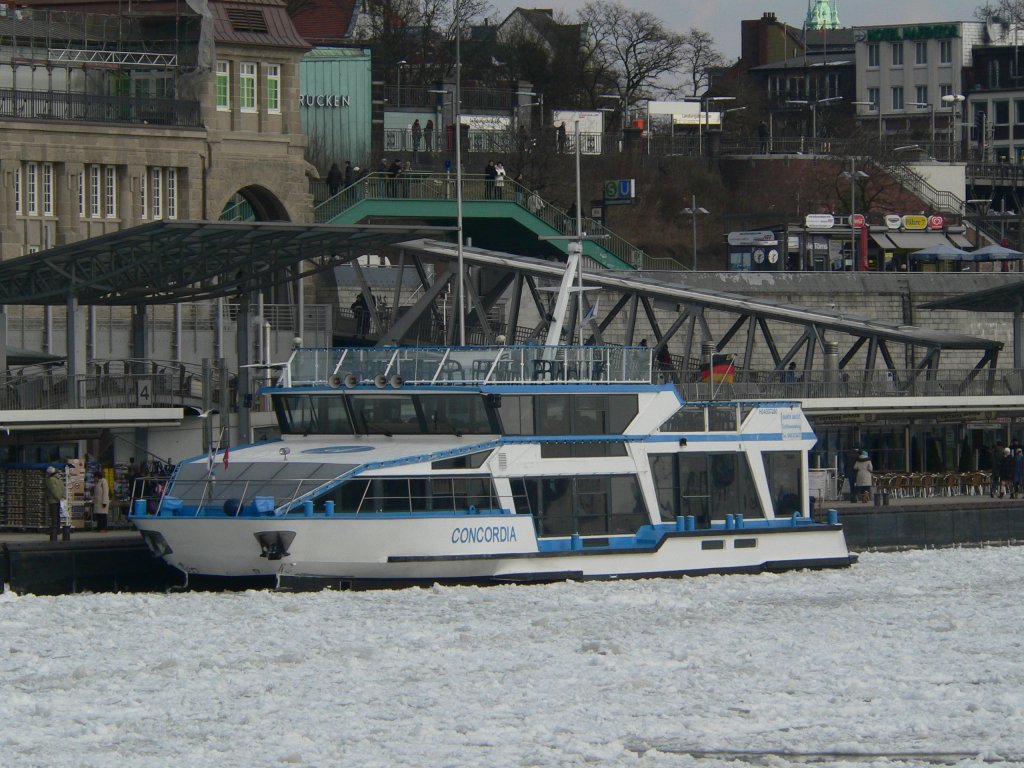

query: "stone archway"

left=218, top=185, right=292, bottom=222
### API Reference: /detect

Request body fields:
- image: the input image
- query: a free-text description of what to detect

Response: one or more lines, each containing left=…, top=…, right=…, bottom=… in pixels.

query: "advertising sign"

left=885, top=214, right=902, bottom=230
left=851, top=213, right=866, bottom=228
left=928, top=214, right=945, bottom=230
left=902, top=215, right=928, bottom=231
left=805, top=213, right=835, bottom=229
left=728, top=230, right=777, bottom=246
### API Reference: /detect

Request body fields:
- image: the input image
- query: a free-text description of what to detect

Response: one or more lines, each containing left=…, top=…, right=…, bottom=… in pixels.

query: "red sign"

left=851, top=213, right=866, bottom=228
left=928, top=214, right=945, bottom=230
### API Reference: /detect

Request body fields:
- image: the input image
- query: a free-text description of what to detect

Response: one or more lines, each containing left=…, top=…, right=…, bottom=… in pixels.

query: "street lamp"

left=942, top=93, right=966, bottom=162
left=907, top=101, right=935, bottom=155
left=840, top=161, right=869, bottom=271
left=682, top=195, right=710, bottom=271
left=786, top=96, right=842, bottom=148
left=396, top=59, right=407, bottom=108
left=852, top=100, right=880, bottom=142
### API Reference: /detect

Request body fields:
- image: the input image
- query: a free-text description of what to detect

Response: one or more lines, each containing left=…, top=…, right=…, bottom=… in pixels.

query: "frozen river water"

left=1, top=547, right=1022, bottom=768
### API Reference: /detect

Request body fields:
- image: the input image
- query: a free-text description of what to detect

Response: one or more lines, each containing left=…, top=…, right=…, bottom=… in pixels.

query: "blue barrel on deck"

left=302, top=500, right=314, bottom=516
left=735, top=513, right=744, bottom=528
left=570, top=533, right=582, bottom=550
left=725, top=514, right=734, bottom=529
left=792, top=511, right=801, bottom=526
left=686, top=515, right=695, bottom=531
left=675, top=516, right=686, bottom=531
left=827, top=509, right=839, bottom=525
left=133, top=499, right=147, bottom=516
left=324, top=501, right=335, bottom=516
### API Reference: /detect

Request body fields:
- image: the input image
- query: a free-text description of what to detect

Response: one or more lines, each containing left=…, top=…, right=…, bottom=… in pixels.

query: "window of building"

left=940, top=84, right=954, bottom=101
left=42, top=163, right=53, bottom=217
left=990, top=59, right=1001, bottom=89
left=89, top=165, right=101, bottom=218
left=104, top=166, right=117, bottom=218
left=266, top=63, right=280, bottom=114
left=14, top=166, right=21, bottom=215
left=916, top=85, right=929, bottom=106
left=940, top=40, right=953, bottom=65
left=868, top=43, right=879, bottom=68
left=239, top=62, right=257, bottom=112
left=151, top=167, right=162, bottom=219
left=78, top=171, right=84, bottom=217
left=139, top=171, right=147, bottom=219
left=915, top=41, right=928, bottom=65
left=216, top=60, right=229, bottom=110
left=892, top=86, right=904, bottom=111
left=166, top=168, right=177, bottom=219
left=26, top=162, right=37, bottom=216
left=995, top=100, right=1010, bottom=125
left=1016, top=100, right=1024, bottom=125
left=868, top=87, right=880, bottom=110
left=892, top=42, right=903, bottom=66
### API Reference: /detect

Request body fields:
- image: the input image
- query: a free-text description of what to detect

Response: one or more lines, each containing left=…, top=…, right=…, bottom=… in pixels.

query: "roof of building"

left=920, top=280, right=1024, bottom=313
left=288, top=0, right=358, bottom=46
left=749, top=51, right=855, bottom=72
left=210, top=0, right=309, bottom=49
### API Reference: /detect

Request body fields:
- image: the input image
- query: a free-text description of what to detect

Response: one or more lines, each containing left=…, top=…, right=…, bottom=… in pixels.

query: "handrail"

left=312, top=172, right=679, bottom=271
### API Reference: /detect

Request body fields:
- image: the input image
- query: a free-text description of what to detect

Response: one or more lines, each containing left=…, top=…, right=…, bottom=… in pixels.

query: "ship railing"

left=284, top=345, right=653, bottom=387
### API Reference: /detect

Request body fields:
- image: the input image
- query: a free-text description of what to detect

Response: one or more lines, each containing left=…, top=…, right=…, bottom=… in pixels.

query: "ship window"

left=765, top=450, right=804, bottom=518
left=329, top=476, right=499, bottom=514
left=708, top=406, right=738, bottom=431
left=349, top=395, right=420, bottom=435
left=432, top=450, right=493, bottom=470
left=510, top=477, right=531, bottom=514
left=701, top=540, right=725, bottom=550
left=417, top=394, right=497, bottom=434
left=520, top=474, right=647, bottom=538
left=540, top=441, right=628, bottom=458
left=659, top=406, right=705, bottom=432
left=535, top=395, right=571, bottom=435
left=274, top=394, right=353, bottom=434
left=735, top=538, right=758, bottom=548
left=533, top=394, right=637, bottom=436
left=709, top=453, right=763, bottom=520
left=496, top=395, right=534, bottom=434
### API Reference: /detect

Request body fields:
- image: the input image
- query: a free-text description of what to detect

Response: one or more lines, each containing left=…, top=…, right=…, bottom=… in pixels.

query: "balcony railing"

left=0, top=87, right=202, bottom=128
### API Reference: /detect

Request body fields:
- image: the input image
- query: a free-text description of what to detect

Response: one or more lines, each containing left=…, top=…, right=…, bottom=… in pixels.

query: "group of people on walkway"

left=989, top=441, right=1024, bottom=498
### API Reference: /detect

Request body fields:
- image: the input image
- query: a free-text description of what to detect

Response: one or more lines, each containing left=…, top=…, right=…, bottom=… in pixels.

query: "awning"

left=887, top=232, right=953, bottom=250
left=948, top=233, right=973, bottom=248
left=871, top=233, right=897, bottom=249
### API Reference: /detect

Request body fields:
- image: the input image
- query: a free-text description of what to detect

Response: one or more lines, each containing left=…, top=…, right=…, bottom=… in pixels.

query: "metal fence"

left=0, top=87, right=201, bottom=128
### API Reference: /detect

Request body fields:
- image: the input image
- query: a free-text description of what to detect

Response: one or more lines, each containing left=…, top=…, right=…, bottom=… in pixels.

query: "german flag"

left=700, top=354, right=735, bottom=384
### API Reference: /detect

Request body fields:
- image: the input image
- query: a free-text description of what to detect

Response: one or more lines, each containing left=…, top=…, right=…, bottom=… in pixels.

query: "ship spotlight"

left=374, top=374, right=388, bottom=388
left=390, top=374, right=404, bottom=389
left=327, top=373, right=343, bottom=388
left=343, top=373, right=359, bottom=388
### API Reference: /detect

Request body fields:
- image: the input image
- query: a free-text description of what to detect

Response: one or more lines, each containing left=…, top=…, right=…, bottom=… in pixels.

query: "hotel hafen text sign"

left=865, top=24, right=958, bottom=42
left=300, top=94, right=349, bottom=107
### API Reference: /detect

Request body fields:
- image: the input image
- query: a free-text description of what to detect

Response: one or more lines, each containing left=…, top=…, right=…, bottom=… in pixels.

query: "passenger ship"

left=131, top=344, right=855, bottom=589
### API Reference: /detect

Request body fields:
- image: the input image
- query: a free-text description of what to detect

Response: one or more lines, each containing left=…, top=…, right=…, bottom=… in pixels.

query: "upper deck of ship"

left=278, top=346, right=654, bottom=389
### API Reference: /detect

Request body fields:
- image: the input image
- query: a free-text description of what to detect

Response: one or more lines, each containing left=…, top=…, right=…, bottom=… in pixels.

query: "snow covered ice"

left=1, top=547, right=1023, bottom=768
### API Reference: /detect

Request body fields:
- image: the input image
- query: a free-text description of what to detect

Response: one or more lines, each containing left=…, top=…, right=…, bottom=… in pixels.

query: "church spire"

left=805, top=0, right=840, bottom=31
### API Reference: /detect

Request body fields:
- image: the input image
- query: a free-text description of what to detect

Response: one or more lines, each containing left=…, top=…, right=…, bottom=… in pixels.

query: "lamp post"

left=907, top=101, right=935, bottom=155
left=682, top=195, right=710, bottom=271
left=852, top=99, right=880, bottom=142
left=396, top=59, right=407, bottom=108
left=841, top=160, right=869, bottom=271
left=942, top=93, right=966, bottom=162
left=699, top=95, right=735, bottom=157
left=786, top=96, right=842, bottom=150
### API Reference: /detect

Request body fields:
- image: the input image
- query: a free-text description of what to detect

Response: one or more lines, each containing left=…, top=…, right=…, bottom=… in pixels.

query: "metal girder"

left=384, top=239, right=1002, bottom=375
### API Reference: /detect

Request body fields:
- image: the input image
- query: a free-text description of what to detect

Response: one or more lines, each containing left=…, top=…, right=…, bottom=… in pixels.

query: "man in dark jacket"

left=326, top=162, right=343, bottom=196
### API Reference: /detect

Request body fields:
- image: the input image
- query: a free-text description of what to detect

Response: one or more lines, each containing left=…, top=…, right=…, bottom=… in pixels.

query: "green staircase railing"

left=314, top=173, right=677, bottom=271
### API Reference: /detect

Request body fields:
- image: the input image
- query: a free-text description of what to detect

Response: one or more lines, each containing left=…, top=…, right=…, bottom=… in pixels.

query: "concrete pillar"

left=824, top=340, right=839, bottom=397
left=66, top=294, right=87, bottom=408
left=0, top=306, right=8, bottom=373
left=1014, top=308, right=1022, bottom=370
left=701, top=341, right=716, bottom=402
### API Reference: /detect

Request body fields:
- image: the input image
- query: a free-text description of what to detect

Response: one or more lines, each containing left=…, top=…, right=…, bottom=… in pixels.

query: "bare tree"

left=679, top=28, right=724, bottom=97
left=577, top=0, right=686, bottom=120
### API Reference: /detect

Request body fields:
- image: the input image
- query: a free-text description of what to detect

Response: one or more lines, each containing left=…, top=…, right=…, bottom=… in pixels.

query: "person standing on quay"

left=43, top=465, right=66, bottom=542
left=853, top=450, right=873, bottom=503
left=92, top=470, right=110, bottom=531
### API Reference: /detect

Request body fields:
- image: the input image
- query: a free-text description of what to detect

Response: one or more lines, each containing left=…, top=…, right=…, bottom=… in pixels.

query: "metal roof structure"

left=919, top=279, right=1024, bottom=313
left=0, top=221, right=451, bottom=306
